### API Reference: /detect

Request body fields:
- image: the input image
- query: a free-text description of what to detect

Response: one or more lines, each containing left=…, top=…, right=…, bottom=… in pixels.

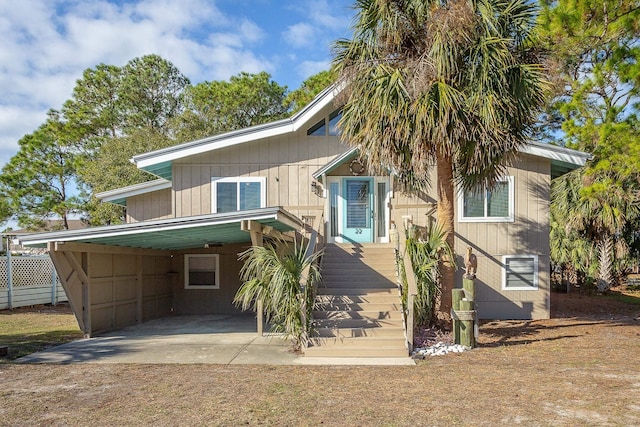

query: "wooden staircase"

left=305, top=243, right=407, bottom=358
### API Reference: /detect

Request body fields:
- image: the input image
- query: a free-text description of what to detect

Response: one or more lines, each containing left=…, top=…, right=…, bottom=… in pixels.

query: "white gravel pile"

left=412, top=342, right=469, bottom=359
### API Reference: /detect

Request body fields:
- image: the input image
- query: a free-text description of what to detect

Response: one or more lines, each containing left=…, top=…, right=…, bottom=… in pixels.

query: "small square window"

left=502, top=255, right=538, bottom=290
left=185, top=254, right=219, bottom=289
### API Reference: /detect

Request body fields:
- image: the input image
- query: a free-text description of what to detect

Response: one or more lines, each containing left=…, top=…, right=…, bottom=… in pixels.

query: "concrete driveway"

left=17, top=313, right=414, bottom=366
left=18, top=314, right=299, bottom=365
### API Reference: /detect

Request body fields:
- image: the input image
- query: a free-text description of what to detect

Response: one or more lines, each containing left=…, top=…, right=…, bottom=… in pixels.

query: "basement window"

left=502, top=255, right=538, bottom=291
left=185, top=254, right=219, bottom=289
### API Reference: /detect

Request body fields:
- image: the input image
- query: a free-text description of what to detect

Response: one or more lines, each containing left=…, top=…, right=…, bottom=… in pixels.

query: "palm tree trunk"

left=436, top=150, right=456, bottom=323
left=597, top=234, right=614, bottom=293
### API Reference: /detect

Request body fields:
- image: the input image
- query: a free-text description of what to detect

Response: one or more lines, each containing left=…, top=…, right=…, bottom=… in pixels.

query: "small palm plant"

left=403, top=222, right=454, bottom=327
left=234, top=237, right=322, bottom=349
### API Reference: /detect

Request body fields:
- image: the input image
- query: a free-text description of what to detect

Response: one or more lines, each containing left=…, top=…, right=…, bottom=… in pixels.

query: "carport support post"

left=245, top=220, right=265, bottom=337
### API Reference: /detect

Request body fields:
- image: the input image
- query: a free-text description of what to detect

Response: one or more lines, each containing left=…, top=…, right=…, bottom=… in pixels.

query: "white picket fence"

left=0, top=254, right=67, bottom=309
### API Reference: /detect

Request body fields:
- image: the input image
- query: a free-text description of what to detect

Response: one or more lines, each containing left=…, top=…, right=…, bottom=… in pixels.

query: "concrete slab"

left=16, top=314, right=414, bottom=366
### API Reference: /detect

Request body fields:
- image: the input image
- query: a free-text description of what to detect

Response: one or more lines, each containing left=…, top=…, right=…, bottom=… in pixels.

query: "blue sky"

left=0, top=0, right=356, bottom=168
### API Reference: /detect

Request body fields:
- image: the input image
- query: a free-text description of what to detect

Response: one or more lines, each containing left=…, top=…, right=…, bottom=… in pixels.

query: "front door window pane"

left=346, top=180, right=370, bottom=228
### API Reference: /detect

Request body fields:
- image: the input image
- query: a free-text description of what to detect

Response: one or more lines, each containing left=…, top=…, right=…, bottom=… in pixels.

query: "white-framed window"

left=184, top=254, right=219, bottom=289
left=502, top=255, right=538, bottom=291
left=458, top=176, right=514, bottom=222
left=307, top=109, right=342, bottom=136
left=211, top=177, right=266, bottom=213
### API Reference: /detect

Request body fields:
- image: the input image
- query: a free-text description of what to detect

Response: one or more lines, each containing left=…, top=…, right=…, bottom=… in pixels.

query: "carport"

left=19, top=207, right=303, bottom=338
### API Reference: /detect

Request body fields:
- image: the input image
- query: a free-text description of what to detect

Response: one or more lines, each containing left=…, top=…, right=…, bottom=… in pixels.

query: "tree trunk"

left=597, top=234, right=613, bottom=293
left=435, top=150, right=456, bottom=324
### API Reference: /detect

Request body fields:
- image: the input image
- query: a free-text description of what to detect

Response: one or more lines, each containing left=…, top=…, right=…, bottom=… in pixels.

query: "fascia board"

left=521, top=142, right=591, bottom=166
left=96, top=179, right=172, bottom=202
left=134, top=123, right=293, bottom=170
left=290, top=84, right=340, bottom=132
left=20, top=207, right=300, bottom=247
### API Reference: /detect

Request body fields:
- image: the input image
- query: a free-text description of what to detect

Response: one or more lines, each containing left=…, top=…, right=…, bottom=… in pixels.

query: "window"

left=307, top=109, right=342, bottom=136
left=328, top=109, right=342, bottom=136
left=185, top=254, right=219, bottom=289
left=211, top=177, right=266, bottom=213
left=307, top=119, right=326, bottom=136
left=459, top=177, right=514, bottom=222
left=502, top=255, right=538, bottom=290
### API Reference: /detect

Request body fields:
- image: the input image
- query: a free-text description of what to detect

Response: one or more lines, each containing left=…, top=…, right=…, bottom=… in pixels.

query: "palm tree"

left=234, top=237, right=322, bottom=348
left=404, top=221, right=454, bottom=326
left=552, top=169, right=640, bottom=292
left=333, top=0, right=547, bottom=320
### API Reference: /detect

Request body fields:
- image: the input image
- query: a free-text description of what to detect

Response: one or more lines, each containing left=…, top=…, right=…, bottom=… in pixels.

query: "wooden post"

left=257, top=299, right=264, bottom=337
left=462, top=276, right=475, bottom=301
left=51, top=267, right=58, bottom=305
left=451, top=289, right=465, bottom=344
left=459, top=299, right=475, bottom=348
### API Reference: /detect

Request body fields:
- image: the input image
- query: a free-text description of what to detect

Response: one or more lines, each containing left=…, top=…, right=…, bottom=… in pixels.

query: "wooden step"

left=313, top=318, right=403, bottom=329
left=314, top=294, right=401, bottom=305
left=314, top=301, right=402, bottom=312
left=304, top=346, right=408, bottom=358
left=316, top=287, right=400, bottom=296
left=320, top=266, right=397, bottom=276
left=314, top=326, right=405, bottom=338
left=320, top=281, right=396, bottom=290
left=312, top=310, right=403, bottom=321
left=321, top=259, right=397, bottom=268
left=309, top=336, right=406, bottom=349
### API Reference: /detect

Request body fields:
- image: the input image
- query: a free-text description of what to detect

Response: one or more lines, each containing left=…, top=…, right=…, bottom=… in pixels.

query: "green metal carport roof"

left=19, top=207, right=303, bottom=251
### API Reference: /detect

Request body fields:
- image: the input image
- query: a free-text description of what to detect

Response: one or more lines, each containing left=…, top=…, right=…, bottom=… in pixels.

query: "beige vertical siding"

left=126, top=188, right=173, bottom=223
left=388, top=155, right=551, bottom=319
left=172, top=105, right=348, bottom=236
left=454, top=155, right=551, bottom=319
left=172, top=244, right=249, bottom=315
left=86, top=250, right=176, bottom=334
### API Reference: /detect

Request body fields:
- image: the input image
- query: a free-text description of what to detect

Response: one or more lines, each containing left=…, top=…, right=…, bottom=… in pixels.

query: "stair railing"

left=394, top=221, right=418, bottom=353
left=300, top=216, right=324, bottom=349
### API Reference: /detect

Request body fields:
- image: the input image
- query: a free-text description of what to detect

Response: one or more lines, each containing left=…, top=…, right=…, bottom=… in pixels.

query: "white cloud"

left=283, top=23, right=316, bottom=48
left=0, top=0, right=276, bottom=157
left=297, top=60, right=332, bottom=80
left=0, top=0, right=355, bottom=168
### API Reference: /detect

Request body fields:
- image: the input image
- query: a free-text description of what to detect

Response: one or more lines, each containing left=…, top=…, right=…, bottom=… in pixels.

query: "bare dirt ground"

left=1, top=290, right=639, bottom=426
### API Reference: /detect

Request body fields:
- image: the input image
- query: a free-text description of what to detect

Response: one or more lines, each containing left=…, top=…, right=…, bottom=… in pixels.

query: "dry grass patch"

left=0, top=303, right=82, bottom=361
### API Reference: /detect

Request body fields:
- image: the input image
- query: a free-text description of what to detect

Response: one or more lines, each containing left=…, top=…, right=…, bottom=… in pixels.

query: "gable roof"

left=132, top=84, right=342, bottom=180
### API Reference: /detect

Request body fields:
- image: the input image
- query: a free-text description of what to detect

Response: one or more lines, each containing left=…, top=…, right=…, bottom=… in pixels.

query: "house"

left=20, top=86, right=589, bottom=352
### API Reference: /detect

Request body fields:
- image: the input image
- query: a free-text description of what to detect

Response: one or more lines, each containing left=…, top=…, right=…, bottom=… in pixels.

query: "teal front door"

left=341, top=178, right=374, bottom=243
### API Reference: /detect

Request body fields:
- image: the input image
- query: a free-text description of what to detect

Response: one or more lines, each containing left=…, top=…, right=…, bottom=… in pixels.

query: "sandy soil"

left=0, top=290, right=638, bottom=426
